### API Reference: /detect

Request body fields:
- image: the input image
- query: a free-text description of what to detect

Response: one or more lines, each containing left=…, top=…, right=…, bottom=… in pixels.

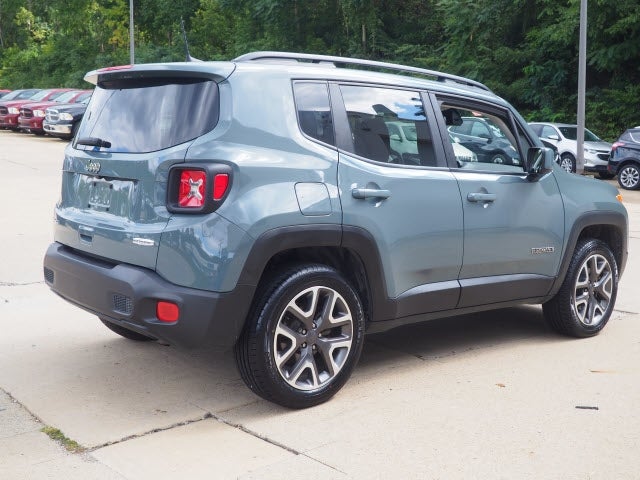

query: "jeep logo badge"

left=87, top=161, right=101, bottom=174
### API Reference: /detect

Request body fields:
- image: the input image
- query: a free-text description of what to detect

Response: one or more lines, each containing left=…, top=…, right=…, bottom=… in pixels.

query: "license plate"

left=88, top=180, right=112, bottom=211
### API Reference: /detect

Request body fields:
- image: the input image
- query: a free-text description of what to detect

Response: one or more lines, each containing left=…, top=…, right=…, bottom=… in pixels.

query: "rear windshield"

left=75, top=77, right=219, bottom=153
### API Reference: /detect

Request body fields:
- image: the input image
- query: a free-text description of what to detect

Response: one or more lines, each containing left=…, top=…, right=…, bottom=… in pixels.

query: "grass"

left=41, top=426, right=85, bottom=453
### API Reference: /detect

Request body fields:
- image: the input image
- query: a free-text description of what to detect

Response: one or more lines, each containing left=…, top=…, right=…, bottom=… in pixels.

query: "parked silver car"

left=529, top=122, right=612, bottom=178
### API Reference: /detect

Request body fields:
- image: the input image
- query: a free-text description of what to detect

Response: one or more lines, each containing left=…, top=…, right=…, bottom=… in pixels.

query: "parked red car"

left=0, top=89, right=42, bottom=129
left=18, top=90, right=91, bottom=135
left=0, top=88, right=71, bottom=130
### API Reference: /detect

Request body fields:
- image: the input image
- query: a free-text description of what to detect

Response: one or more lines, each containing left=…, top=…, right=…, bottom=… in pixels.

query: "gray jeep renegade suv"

left=43, top=52, right=628, bottom=408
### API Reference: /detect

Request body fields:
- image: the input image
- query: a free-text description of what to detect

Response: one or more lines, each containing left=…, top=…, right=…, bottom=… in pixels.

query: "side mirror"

left=526, top=147, right=554, bottom=179
left=389, top=133, right=401, bottom=141
left=546, top=134, right=560, bottom=141
left=443, top=108, right=463, bottom=126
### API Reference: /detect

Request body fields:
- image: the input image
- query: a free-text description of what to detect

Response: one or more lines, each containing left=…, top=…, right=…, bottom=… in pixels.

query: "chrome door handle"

left=467, top=192, right=496, bottom=203
left=351, top=188, right=391, bottom=200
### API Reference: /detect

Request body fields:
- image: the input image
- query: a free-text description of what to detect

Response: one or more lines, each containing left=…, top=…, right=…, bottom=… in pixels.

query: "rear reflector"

left=156, top=301, right=179, bottom=323
left=213, top=174, right=229, bottom=200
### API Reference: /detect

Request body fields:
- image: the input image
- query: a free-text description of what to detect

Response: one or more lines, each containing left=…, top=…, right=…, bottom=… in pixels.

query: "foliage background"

left=1, top=0, right=638, bottom=140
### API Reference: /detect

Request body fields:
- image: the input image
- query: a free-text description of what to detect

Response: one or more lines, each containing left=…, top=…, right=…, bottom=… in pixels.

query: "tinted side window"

left=340, top=85, right=437, bottom=166
left=442, top=102, right=525, bottom=172
left=75, top=78, right=219, bottom=153
left=293, top=82, right=335, bottom=146
left=540, top=125, right=557, bottom=138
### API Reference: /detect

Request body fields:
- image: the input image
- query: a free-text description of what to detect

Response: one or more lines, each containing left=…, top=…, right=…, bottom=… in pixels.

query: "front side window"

left=442, top=102, right=524, bottom=172
left=340, top=85, right=437, bottom=167
left=293, top=82, right=335, bottom=146
left=75, top=77, right=219, bottom=153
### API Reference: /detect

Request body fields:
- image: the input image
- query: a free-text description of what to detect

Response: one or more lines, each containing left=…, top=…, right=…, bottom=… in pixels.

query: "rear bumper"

left=43, top=242, right=254, bottom=348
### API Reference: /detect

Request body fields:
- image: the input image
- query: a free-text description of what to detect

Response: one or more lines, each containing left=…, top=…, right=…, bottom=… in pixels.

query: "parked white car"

left=529, top=122, right=612, bottom=178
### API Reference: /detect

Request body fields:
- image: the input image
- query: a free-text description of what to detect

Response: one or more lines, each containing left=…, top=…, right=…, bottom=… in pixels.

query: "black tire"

left=617, top=163, right=640, bottom=190
left=235, top=264, right=365, bottom=409
left=100, top=318, right=155, bottom=341
left=543, top=239, right=618, bottom=337
left=559, top=153, right=576, bottom=173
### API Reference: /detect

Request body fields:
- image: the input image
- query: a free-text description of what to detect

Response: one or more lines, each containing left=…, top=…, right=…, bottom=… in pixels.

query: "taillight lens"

left=178, top=170, right=206, bottom=208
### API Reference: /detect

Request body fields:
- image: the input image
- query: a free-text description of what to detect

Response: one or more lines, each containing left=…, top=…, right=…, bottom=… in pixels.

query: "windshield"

left=559, top=127, right=600, bottom=142
left=75, top=77, right=219, bottom=153
left=54, top=91, right=80, bottom=103
left=2, top=89, right=38, bottom=101
left=30, top=90, right=55, bottom=101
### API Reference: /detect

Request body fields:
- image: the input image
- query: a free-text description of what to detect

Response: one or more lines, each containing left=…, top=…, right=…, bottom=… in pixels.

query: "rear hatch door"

left=54, top=64, right=234, bottom=269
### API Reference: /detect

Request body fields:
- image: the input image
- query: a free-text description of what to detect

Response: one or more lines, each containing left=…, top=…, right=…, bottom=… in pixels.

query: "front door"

left=433, top=95, right=565, bottom=308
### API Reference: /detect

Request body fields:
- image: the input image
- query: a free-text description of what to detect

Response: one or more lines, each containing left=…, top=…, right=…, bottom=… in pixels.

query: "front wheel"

left=235, top=264, right=365, bottom=408
left=559, top=153, right=576, bottom=173
left=617, top=163, right=640, bottom=190
left=543, top=239, right=618, bottom=337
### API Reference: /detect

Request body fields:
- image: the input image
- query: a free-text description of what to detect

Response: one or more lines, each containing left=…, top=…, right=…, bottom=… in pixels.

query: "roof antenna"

left=180, top=18, right=201, bottom=62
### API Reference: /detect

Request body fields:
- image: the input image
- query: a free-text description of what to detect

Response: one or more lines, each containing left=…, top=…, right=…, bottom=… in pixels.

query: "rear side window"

left=75, top=77, right=219, bottom=153
left=293, top=82, right=335, bottom=146
left=340, top=85, right=437, bottom=167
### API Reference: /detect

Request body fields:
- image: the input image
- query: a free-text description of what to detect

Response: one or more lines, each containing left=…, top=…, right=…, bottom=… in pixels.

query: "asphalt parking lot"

left=1, top=130, right=639, bottom=479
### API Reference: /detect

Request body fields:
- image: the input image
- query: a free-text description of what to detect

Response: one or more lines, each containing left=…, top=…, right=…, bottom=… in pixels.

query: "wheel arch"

left=236, top=224, right=392, bottom=333
left=548, top=212, right=628, bottom=297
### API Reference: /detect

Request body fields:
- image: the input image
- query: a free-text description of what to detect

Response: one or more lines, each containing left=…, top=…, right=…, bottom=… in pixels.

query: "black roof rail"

left=233, top=51, right=491, bottom=92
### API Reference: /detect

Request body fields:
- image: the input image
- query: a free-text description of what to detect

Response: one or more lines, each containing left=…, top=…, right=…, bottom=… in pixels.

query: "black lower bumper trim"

left=43, top=243, right=254, bottom=348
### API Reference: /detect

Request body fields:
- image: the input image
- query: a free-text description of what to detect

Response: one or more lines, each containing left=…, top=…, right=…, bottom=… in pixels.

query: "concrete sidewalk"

left=2, top=132, right=640, bottom=479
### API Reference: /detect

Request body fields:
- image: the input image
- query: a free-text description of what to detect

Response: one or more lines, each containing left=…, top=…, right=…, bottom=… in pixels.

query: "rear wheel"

left=543, top=239, right=618, bottom=337
left=491, top=153, right=508, bottom=164
left=617, top=163, right=640, bottom=190
left=235, top=264, right=365, bottom=408
left=559, top=153, right=576, bottom=173
left=100, top=318, right=155, bottom=341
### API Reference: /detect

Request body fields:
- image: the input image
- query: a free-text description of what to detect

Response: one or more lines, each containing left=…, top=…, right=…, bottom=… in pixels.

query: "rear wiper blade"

left=76, top=137, right=111, bottom=148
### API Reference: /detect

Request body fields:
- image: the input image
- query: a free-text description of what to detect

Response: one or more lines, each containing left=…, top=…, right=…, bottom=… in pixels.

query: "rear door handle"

left=467, top=192, right=496, bottom=203
left=352, top=188, right=391, bottom=200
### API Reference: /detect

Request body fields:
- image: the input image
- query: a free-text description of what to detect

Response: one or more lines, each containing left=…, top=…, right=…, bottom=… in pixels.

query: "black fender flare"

left=547, top=210, right=628, bottom=297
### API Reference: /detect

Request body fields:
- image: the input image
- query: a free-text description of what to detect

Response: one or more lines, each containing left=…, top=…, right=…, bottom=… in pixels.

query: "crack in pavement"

left=0, top=281, right=45, bottom=287
left=86, top=408, right=345, bottom=474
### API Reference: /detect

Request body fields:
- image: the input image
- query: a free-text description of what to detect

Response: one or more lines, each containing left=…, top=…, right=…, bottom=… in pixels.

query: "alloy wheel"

left=618, top=165, right=640, bottom=189
left=571, top=253, right=613, bottom=327
left=273, top=286, right=353, bottom=391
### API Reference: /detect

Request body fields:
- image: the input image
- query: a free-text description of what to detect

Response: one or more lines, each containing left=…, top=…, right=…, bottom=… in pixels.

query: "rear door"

left=333, top=83, right=464, bottom=318
left=55, top=71, right=223, bottom=269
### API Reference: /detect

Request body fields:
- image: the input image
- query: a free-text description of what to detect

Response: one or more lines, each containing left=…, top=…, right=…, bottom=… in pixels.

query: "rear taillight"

left=167, top=163, right=232, bottom=214
left=611, top=141, right=624, bottom=153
